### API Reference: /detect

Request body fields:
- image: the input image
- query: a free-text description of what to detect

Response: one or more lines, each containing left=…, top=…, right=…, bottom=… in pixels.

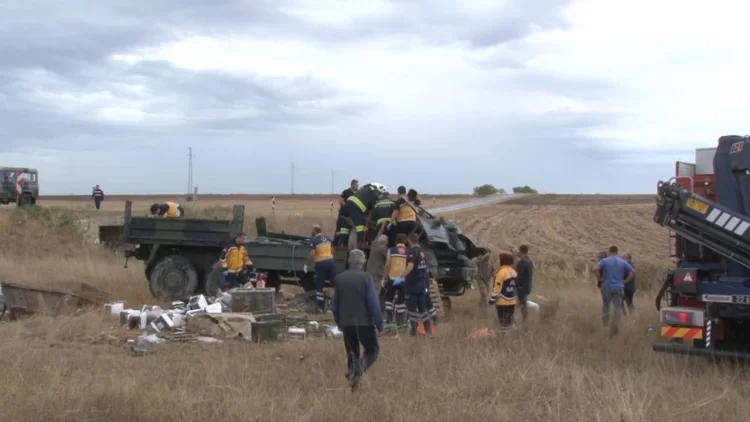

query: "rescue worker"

left=219, top=232, right=253, bottom=290
left=330, top=249, right=383, bottom=391
left=389, top=186, right=419, bottom=247
left=396, top=232, right=432, bottom=336
left=424, top=278, right=438, bottom=327
left=334, top=179, right=359, bottom=245
left=150, top=202, right=185, bottom=218
left=367, top=192, right=395, bottom=246
left=336, top=183, right=387, bottom=248
left=407, top=188, right=421, bottom=206
left=366, top=234, right=389, bottom=282
left=474, top=251, right=496, bottom=308
left=306, top=224, right=337, bottom=311
left=622, top=252, right=636, bottom=314
left=91, top=184, right=104, bottom=210
left=408, top=188, right=425, bottom=217
left=382, top=233, right=409, bottom=325
left=488, top=252, right=518, bottom=329
left=514, top=244, right=534, bottom=321
left=594, top=245, right=635, bottom=328
left=365, top=234, right=389, bottom=310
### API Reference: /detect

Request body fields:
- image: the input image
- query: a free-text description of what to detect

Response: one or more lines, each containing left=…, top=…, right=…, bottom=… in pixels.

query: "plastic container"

left=104, top=301, right=124, bottom=317
left=288, top=326, right=306, bottom=340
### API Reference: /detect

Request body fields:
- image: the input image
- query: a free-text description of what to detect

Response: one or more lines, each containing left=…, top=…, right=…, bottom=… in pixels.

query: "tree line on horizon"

left=471, top=184, right=538, bottom=197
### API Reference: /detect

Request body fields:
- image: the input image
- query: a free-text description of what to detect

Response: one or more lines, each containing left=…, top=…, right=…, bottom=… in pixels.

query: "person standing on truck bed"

left=334, top=179, right=359, bottom=245
left=220, top=232, right=254, bottom=290
left=488, top=252, right=518, bottom=329
left=150, top=202, right=185, bottom=218
left=382, top=233, right=409, bottom=326
left=399, top=232, right=432, bottom=336
left=514, top=244, right=534, bottom=322
left=594, top=245, right=634, bottom=329
left=330, top=249, right=383, bottom=391
left=389, top=186, right=419, bottom=247
left=367, top=192, right=395, bottom=246
left=306, top=224, right=337, bottom=311
left=91, top=185, right=104, bottom=210
left=621, top=252, right=636, bottom=314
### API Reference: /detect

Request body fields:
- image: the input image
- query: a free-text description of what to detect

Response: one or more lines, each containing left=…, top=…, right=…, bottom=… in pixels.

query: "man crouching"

left=330, top=249, right=384, bottom=391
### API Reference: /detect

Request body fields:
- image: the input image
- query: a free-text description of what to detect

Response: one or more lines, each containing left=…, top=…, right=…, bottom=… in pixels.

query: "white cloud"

left=1, top=0, right=748, bottom=195
left=524, top=0, right=750, bottom=152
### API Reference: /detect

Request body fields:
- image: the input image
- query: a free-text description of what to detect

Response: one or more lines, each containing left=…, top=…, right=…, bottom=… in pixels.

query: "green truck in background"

left=0, top=166, right=38, bottom=206
left=119, top=200, right=487, bottom=310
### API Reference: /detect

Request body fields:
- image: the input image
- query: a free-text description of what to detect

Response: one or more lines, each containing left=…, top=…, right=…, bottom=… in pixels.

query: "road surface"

left=426, top=193, right=527, bottom=214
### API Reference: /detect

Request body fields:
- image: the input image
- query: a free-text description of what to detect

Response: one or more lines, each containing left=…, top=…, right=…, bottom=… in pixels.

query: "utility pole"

left=290, top=161, right=295, bottom=195
left=186, top=147, right=194, bottom=196
left=331, top=169, right=334, bottom=195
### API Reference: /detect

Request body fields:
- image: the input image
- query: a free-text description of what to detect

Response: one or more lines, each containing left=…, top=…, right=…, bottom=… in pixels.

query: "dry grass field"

left=0, top=194, right=745, bottom=421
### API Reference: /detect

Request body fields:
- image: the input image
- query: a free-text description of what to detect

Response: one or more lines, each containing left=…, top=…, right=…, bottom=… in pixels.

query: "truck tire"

left=204, top=262, right=224, bottom=297
left=148, top=255, right=199, bottom=301
left=17, top=194, right=32, bottom=207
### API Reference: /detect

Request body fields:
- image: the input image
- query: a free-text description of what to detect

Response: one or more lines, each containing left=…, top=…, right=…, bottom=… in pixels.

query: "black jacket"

left=331, top=269, right=383, bottom=329
left=515, top=256, right=534, bottom=292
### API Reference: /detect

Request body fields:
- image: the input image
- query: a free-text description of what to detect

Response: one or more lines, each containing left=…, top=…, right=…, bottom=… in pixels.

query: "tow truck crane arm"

left=654, top=181, right=750, bottom=270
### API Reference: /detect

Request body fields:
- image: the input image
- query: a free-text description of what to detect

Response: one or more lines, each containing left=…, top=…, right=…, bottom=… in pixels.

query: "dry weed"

left=0, top=198, right=743, bottom=421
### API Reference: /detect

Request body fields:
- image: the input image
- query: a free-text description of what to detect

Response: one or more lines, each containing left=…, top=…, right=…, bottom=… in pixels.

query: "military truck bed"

left=121, top=201, right=244, bottom=247
left=244, top=235, right=348, bottom=273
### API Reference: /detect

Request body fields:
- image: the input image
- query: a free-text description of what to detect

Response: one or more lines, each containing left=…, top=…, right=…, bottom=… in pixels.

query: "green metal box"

left=251, top=319, right=284, bottom=343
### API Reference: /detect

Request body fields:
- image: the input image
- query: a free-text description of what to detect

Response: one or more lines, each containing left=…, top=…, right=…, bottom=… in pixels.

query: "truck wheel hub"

left=164, top=270, right=184, bottom=291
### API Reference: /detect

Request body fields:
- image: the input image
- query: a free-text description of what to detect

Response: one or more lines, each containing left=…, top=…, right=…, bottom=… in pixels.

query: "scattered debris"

left=187, top=313, right=255, bottom=340
left=196, top=336, right=222, bottom=343
left=288, top=326, right=306, bottom=340
left=325, top=325, right=343, bottom=339
left=230, top=288, right=276, bottom=314
left=469, top=327, right=495, bottom=340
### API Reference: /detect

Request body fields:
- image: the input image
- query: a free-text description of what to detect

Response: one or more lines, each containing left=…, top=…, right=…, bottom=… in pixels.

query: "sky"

left=1, top=0, right=748, bottom=195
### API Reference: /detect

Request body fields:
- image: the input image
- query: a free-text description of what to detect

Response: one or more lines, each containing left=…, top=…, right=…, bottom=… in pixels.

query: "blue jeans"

left=600, top=284, right=624, bottom=325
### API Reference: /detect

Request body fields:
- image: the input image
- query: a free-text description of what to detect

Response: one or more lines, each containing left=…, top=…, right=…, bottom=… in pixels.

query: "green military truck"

left=120, top=200, right=488, bottom=309
left=0, top=167, right=38, bottom=206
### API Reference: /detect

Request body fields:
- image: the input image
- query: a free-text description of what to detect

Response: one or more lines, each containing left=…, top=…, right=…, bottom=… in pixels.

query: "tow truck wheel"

left=149, top=255, right=199, bottom=301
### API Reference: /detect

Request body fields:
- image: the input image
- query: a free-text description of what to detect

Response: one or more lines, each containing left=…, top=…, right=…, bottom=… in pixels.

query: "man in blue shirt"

left=594, top=245, right=635, bottom=328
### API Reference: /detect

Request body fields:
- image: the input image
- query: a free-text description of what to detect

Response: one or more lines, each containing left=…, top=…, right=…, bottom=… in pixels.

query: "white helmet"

left=369, top=182, right=387, bottom=194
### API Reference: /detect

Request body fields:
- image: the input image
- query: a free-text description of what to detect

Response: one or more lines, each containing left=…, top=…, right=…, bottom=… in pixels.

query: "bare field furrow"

left=449, top=196, right=668, bottom=266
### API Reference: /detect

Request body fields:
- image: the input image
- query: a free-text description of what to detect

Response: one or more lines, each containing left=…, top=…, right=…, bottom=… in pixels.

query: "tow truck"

left=653, top=135, right=750, bottom=358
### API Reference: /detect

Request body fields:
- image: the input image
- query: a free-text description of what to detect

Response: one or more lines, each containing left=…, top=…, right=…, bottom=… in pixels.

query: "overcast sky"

left=1, top=0, right=747, bottom=195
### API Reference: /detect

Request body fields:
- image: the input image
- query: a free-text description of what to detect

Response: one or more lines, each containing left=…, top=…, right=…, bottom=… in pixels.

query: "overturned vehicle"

left=119, top=198, right=488, bottom=313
